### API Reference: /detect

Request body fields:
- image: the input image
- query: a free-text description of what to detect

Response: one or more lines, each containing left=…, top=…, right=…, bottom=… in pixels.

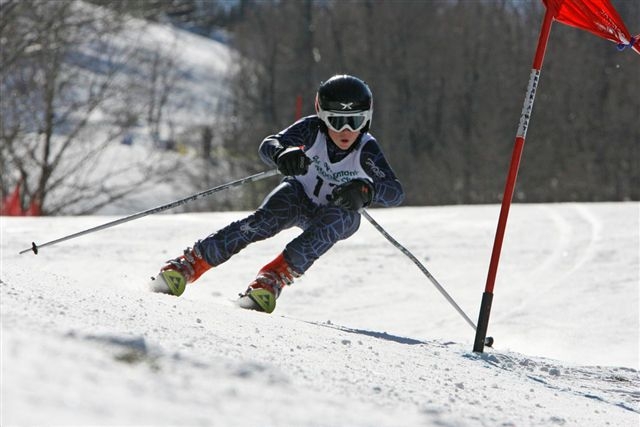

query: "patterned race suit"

left=196, top=116, right=404, bottom=275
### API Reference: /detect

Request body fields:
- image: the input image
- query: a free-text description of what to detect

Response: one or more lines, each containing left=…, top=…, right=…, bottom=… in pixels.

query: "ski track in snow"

left=1, top=203, right=638, bottom=426
left=495, top=203, right=601, bottom=315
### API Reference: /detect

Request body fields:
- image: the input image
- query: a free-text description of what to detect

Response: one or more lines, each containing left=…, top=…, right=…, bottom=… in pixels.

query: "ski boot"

left=238, top=253, right=300, bottom=314
left=151, top=243, right=211, bottom=296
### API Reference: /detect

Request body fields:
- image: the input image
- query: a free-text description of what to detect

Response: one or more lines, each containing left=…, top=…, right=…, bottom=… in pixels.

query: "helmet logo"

left=340, top=102, right=354, bottom=110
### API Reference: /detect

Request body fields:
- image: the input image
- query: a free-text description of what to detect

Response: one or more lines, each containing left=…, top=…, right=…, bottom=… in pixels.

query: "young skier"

left=152, top=74, right=404, bottom=313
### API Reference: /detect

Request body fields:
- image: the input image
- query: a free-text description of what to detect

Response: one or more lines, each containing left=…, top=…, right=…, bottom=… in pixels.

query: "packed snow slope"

left=1, top=202, right=638, bottom=426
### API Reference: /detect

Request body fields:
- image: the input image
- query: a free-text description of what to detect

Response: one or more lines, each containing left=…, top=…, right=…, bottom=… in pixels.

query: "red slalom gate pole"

left=473, top=7, right=555, bottom=353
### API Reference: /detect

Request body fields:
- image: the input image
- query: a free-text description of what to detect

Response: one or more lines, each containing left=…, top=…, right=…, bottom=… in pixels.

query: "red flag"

left=1, top=182, right=25, bottom=216
left=26, top=199, right=41, bottom=216
left=543, top=0, right=639, bottom=54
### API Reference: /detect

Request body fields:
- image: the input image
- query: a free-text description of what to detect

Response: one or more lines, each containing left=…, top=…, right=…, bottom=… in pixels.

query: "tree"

left=0, top=0, right=183, bottom=214
left=226, top=0, right=638, bottom=206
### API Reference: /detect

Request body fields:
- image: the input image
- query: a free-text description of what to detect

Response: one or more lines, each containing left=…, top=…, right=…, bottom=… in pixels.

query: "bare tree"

left=228, top=0, right=638, bottom=206
left=0, top=0, right=184, bottom=214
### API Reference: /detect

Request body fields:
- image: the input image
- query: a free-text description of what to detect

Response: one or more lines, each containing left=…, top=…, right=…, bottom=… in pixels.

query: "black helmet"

left=315, top=75, right=373, bottom=133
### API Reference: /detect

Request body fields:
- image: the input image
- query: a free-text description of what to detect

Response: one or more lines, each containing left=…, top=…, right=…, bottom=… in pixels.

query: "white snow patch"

left=1, top=202, right=638, bottom=426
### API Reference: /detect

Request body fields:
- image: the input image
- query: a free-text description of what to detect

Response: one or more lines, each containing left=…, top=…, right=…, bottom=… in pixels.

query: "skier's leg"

left=239, top=205, right=360, bottom=312
left=197, top=180, right=304, bottom=266
left=154, top=180, right=304, bottom=295
left=238, top=252, right=301, bottom=313
left=283, top=205, right=361, bottom=274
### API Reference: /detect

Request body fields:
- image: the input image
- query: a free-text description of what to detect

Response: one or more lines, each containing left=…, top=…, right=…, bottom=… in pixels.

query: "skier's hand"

left=276, top=147, right=311, bottom=176
left=330, top=179, right=374, bottom=211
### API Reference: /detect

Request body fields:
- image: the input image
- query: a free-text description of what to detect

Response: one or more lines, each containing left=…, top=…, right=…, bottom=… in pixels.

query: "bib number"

left=312, top=176, right=336, bottom=202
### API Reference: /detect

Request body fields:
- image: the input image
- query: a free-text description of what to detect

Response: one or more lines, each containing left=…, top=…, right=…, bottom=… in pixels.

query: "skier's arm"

left=259, top=138, right=286, bottom=168
left=360, top=139, right=404, bottom=207
left=259, top=116, right=319, bottom=168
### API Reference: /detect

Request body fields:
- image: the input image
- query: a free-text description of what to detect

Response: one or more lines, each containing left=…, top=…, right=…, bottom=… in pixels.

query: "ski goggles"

left=318, top=109, right=371, bottom=132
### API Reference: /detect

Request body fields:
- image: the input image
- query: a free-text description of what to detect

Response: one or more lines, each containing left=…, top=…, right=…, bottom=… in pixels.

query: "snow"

left=111, top=7, right=232, bottom=126
left=1, top=202, right=638, bottom=426
left=25, top=4, right=234, bottom=216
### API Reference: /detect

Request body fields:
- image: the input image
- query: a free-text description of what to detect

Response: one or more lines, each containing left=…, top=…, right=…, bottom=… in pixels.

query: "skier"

left=153, top=74, right=404, bottom=313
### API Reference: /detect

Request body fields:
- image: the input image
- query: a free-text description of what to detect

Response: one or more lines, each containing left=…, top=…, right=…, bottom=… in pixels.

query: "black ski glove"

left=330, top=179, right=374, bottom=211
left=275, top=147, right=311, bottom=176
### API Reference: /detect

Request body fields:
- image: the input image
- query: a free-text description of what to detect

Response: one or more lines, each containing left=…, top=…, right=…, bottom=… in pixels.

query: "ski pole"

left=361, top=209, right=485, bottom=337
left=19, top=169, right=280, bottom=255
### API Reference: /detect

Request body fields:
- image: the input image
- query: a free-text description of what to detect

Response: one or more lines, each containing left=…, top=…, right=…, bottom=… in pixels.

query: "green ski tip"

left=158, top=270, right=187, bottom=296
left=247, top=288, right=276, bottom=314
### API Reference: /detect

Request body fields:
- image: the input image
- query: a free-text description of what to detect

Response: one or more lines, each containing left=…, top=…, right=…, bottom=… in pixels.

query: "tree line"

left=225, top=0, right=639, bottom=206
left=2, top=0, right=637, bottom=214
left=1, top=0, right=197, bottom=214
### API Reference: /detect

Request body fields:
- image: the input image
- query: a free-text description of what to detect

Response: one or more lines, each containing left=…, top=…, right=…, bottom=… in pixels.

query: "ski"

left=237, top=288, right=276, bottom=313
left=149, top=270, right=275, bottom=314
left=149, top=270, right=186, bottom=296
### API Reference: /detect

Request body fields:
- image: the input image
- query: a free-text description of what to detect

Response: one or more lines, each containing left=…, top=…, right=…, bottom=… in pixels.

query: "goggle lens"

left=327, top=115, right=366, bottom=132
left=319, top=109, right=370, bottom=132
